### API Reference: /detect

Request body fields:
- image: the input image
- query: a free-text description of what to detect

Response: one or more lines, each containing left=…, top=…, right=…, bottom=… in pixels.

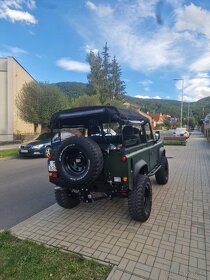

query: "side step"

left=148, top=165, right=161, bottom=176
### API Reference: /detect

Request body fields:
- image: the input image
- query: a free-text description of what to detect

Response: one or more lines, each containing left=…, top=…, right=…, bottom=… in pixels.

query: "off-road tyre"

left=55, top=136, right=103, bottom=187
left=155, top=156, right=169, bottom=185
left=128, top=174, right=152, bottom=222
left=55, top=188, right=80, bottom=209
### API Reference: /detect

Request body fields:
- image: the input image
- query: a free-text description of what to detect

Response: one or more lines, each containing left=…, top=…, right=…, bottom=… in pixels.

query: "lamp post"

left=174, top=78, right=184, bottom=127
left=187, top=103, right=190, bottom=130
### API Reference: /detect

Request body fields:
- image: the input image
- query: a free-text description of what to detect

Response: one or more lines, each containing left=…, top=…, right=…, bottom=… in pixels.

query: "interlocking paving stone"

left=11, top=132, right=210, bottom=279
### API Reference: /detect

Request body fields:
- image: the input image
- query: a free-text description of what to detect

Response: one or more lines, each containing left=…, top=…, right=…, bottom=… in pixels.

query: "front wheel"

left=155, top=156, right=169, bottom=185
left=55, top=188, right=80, bottom=209
left=128, top=175, right=152, bottom=222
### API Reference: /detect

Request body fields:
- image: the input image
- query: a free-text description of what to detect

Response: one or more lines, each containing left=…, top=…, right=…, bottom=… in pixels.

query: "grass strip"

left=0, top=148, right=19, bottom=158
left=0, top=231, right=112, bottom=280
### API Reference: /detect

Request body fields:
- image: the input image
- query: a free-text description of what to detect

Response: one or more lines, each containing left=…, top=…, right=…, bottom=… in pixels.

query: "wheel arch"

left=134, top=159, right=148, bottom=185
left=158, top=147, right=165, bottom=161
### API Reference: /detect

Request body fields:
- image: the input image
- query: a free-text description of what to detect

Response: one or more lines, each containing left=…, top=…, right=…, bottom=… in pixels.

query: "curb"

left=106, top=265, right=118, bottom=280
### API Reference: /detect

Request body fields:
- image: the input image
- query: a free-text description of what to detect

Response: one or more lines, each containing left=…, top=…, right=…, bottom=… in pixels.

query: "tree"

left=101, top=42, right=112, bottom=102
left=16, top=82, right=69, bottom=129
left=110, top=56, right=126, bottom=100
left=87, top=51, right=104, bottom=97
left=86, top=43, right=126, bottom=104
left=72, top=94, right=101, bottom=107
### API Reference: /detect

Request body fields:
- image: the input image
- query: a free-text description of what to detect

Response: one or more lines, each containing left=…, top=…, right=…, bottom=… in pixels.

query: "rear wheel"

left=155, top=156, right=169, bottom=185
left=55, top=188, right=80, bottom=209
left=128, top=174, right=152, bottom=222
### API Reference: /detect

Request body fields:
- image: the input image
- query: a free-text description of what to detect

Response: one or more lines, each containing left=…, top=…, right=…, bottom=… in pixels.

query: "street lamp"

left=187, top=103, right=190, bottom=130
left=174, top=78, right=184, bottom=127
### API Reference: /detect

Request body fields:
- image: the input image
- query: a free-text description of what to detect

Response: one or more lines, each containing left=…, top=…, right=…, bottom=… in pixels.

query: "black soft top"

left=50, top=106, right=149, bottom=129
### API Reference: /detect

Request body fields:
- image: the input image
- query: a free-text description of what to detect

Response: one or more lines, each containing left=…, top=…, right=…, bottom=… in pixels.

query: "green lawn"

left=0, top=231, right=112, bottom=280
left=0, top=148, right=19, bottom=158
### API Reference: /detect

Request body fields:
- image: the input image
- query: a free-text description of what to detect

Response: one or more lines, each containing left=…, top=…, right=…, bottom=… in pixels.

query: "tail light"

left=121, top=155, right=127, bottom=162
left=49, top=172, right=58, bottom=178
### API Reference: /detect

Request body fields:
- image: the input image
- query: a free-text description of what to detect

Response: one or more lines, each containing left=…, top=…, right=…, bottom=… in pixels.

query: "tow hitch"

left=80, top=188, right=112, bottom=203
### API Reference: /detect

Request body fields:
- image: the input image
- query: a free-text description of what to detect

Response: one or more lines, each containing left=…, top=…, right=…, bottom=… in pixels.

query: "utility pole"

left=174, top=78, right=184, bottom=127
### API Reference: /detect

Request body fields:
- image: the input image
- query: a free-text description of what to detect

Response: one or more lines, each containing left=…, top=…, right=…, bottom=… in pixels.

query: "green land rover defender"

left=48, top=106, right=169, bottom=222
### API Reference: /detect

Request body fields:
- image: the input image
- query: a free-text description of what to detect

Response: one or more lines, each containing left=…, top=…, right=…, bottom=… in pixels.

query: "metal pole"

left=174, top=78, right=184, bottom=127
left=180, top=79, right=184, bottom=127
left=187, top=103, right=190, bottom=130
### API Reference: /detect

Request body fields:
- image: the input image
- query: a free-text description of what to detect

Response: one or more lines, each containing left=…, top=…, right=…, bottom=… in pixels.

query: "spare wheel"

left=55, top=136, right=103, bottom=187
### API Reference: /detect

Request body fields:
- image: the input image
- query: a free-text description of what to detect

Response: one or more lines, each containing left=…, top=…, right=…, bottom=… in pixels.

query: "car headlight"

left=33, top=144, right=44, bottom=149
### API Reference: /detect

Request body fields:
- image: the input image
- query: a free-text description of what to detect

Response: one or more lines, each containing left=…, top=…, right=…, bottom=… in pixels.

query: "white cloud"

left=135, top=95, right=161, bottom=99
left=0, top=0, right=37, bottom=24
left=85, top=44, right=99, bottom=54
left=189, top=49, right=210, bottom=72
left=135, top=0, right=157, bottom=18
left=86, top=1, right=113, bottom=17
left=139, top=79, right=153, bottom=87
left=78, top=1, right=210, bottom=74
left=0, top=45, right=28, bottom=56
left=82, top=1, right=185, bottom=71
left=175, top=3, right=210, bottom=38
left=8, top=46, right=28, bottom=54
left=175, top=75, right=210, bottom=102
left=56, top=58, right=90, bottom=72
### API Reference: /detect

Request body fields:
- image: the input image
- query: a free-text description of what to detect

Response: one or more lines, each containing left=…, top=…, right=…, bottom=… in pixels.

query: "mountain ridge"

left=53, top=82, right=210, bottom=119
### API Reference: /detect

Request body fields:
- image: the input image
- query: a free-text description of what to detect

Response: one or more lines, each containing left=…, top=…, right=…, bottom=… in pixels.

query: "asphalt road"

left=0, top=157, right=55, bottom=230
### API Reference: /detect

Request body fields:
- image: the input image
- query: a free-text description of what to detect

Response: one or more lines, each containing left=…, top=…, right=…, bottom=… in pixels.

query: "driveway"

left=11, top=132, right=210, bottom=280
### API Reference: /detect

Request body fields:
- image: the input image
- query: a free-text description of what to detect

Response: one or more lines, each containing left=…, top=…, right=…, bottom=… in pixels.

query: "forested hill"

left=53, top=82, right=88, bottom=99
left=125, top=96, right=210, bottom=119
left=125, top=96, right=181, bottom=117
left=52, top=82, right=210, bottom=119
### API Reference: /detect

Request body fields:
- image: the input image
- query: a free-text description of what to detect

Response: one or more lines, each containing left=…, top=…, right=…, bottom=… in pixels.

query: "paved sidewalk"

left=0, top=143, right=20, bottom=150
left=12, top=132, right=210, bottom=280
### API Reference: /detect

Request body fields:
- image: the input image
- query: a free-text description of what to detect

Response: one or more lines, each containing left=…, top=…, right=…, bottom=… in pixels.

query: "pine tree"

left=101, top=42, right=112, bottom=102
left=86, top=43, right=126, bottom=104
left=110, top=56, right=126, bottom=100
left=86, top=51, right=103, bottom=96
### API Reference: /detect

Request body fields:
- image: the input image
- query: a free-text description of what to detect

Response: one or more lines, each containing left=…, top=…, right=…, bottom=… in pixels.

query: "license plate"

left=48, top=161, right=57, bottom=172
left=21, top=149, right=28, bottom=153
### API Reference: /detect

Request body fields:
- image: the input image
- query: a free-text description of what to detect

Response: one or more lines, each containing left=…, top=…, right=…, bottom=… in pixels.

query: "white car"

left=174, top=128, right=189, bottom=138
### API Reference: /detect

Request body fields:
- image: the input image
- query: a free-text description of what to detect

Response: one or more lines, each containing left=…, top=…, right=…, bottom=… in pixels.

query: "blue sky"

left=1, top=0, right=210, bottom=102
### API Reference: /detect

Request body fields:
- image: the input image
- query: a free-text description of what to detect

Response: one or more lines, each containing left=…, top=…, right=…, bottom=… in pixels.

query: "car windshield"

left=36, top=133, right=54, bottom=141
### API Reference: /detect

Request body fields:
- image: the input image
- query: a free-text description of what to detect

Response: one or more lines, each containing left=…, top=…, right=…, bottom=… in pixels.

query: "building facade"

left=0, top=57, right=41, bottom=142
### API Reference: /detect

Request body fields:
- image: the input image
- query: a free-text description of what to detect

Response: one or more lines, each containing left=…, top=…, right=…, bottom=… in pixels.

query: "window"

left=144, top=123, right=153, bottom=141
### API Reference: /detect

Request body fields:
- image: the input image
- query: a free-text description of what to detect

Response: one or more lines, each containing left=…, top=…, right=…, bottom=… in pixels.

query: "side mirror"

left=154, top=131, right=160, bottom=141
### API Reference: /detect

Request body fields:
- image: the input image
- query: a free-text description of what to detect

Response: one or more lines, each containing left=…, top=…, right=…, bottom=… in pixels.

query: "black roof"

left=50, top=106, right=149, bottom=129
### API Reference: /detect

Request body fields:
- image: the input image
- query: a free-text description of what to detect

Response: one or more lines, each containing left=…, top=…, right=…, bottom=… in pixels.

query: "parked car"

left=19, top=132, right=73, bottom=157
left=174, top=127, right=189, bottom=138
